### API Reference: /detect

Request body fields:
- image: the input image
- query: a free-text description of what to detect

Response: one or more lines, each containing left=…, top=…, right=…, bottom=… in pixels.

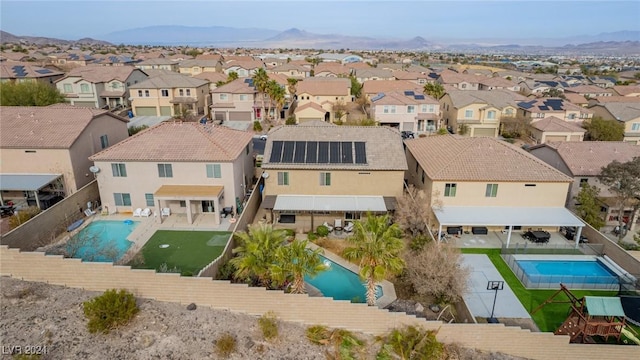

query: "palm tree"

left=229, top=224, right=287, bottom=287
left=343, top=214, right=405, bottom=306
left=252, top=68, right=269, bottom=122
left=268, top=80, right=286, bottom=123
left=423, top=82, right=445, bottom=100
left=271, top=239, right=327, bottom=294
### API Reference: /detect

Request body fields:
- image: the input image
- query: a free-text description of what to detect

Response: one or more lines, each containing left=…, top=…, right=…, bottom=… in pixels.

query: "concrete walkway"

left=461, top=254, right=530, bottom=319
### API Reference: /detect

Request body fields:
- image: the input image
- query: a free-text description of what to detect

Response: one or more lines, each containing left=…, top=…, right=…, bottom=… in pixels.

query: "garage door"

left=135, top=107, right=157, bottom=116
left=73, top=101, right=97, bottom=108
left=473, top=128, right=496, bottom=137
left=229, top=111, right=252, bottom=121
left=160, top=106, right=171, bottom=116
left=298, top=117, right=322, bottom=123
left=545, top=135, right=566, bottom=142
left=402, top=122, right=414, bottom=131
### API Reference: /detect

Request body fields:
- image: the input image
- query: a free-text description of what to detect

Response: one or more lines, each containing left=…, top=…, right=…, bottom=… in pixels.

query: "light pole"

left=487, top=280, right=504, bottom=324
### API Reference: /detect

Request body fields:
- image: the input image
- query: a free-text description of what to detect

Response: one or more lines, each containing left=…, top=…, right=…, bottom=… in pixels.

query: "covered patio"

left=434, top=206, right=585, bottom=248
left=0, top=173, right=65, bottom=209
left=154, top=185, right=224, bottom=225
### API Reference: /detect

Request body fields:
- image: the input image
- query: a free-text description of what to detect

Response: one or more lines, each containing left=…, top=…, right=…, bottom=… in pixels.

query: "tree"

left=634, top=72, right=640, bottom=80
left=230, top=224, right=288, bottom=287
left=0, top=81, right=65, bottom=106
left=395, top=185, right=431, bottom=238
left=227, top=71, right=239, bottom=82
left=540, top=89, right=565, bottom=98
left=500, top=114, right=531, bottom=139
left=332, top=100, right=348, bottom=123
left=583, top=116, right=624, bottom=141
left=404, top=242, right=469, bottom=304
left=574, top=184, right=605, bottom=230
left=599, top=157, right=640, bottom=242
left=423, top=82, right=445, bottom=100
left=354, top=93, right=370, bottom=117
left=267, top=80, right=286, bottom=123
left=252, top=68, right=270, bottom=122
left=350, top=75, right=362, bottom=97
left=342, top=214, right=405, bottom=306
left=271, top=239, right=327, bottom=294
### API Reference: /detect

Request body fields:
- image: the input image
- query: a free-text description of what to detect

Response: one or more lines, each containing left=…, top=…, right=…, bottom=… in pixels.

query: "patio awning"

left=0, top=173, right=62, bottom=191
left=272, top=195, right=389, bottom=212
left=585, top=296, right=625, bottom=317
left=434, top=206, right=584, bottom=227
left=154, top=185, right=223, bottom=199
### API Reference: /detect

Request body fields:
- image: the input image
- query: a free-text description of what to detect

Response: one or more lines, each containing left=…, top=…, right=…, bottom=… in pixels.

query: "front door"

left=202, top=201, right=214, bottom=213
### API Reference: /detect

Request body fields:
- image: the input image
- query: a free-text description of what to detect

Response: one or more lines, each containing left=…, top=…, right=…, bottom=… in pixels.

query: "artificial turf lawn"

left=460, top=248, right=616, bottom=332
left=134, top=230, right=231, bottom=275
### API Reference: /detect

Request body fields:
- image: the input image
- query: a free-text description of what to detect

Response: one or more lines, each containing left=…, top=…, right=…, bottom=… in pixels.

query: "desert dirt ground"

left=0, top=276, right=526, bottom=359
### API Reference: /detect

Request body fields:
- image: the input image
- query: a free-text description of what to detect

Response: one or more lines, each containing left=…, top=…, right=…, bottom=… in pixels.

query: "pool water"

left=69, top=220, right=138, bottom=262
left=305, top=255, right=382, bottom=303
left=516, top=259, right=618, bottom=285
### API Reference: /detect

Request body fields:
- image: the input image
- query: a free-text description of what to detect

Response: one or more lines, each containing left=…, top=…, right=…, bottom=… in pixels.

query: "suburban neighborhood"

left=1, top=4, right=640, bottom=359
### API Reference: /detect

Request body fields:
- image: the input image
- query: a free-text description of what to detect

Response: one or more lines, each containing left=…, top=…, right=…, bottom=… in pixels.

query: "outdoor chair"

left=322, top=221, right=334, bottom=232
left=334, top=219, right=343, bottom=229
left=161, top=208, right=171, bottom=217
left=141, top=208, right=152, bottom=217
left=133, top=208, right=143, bottom=217
left=344, top=222, right=354, bottom=233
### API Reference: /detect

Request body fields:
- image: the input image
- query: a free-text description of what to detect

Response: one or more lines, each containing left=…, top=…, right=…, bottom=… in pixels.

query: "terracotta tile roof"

left=294, top=102, right=325, bottom=114
left=61, top=65, right=143, bottom=83
left=564, top=85, right=613, bottom=94
left=530, top=116, right=586, bottom=132
left=211, top=78, right=256, bottom=94
left=0, top=105, right=125, bottom=149
left=564, top=93, right=589, bottom=105
left=391, top=71, right=430, bottom=80
left=372, top=91, right=438, bottom=106
left=590, top=96, right=640, bottom=104
left=262, top=124, right=408, bottom=171
left=404, top=135, right=572, bottom=182
left=612, top=85, right=640, bottom=96
left=314, top=63, right=350, bottom=76
left=129, top=73, right=208, bottom=89
left=89, top=122, right=253, bottom=162
left=438, top=69, right=485, bottom=85
left=178, top=59, right=221, bottom=68
left=535, top=141, right=640, bottom=176
left=518, top=98, right=592, bottom=113
left=296, top=78, right=350, bottom=96
left=362, top=80, right=422, bottom=95
left=447, top=89, right=527, bottom=109
left=193, top=72, right=227, bottom=83
left=478, top=77, right=518, bottom=88
left=136, top=58, right=178, bottom=65
left=591, top=102, right=640, bottom=122
left=195, top=54, right=223, bottom=61
left=0, top=62, right=63, bottom=79
left=355, top=68, right=394, bottom=79
left=222, top=60, right=265, bottom=71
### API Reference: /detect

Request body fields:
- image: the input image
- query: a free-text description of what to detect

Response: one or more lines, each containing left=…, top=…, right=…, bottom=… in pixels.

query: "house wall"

left=179, top=65, right=218, bottom=76
left=262, top=169, right=404, bottom=198
left=211, top=92, right=256, bottom=120
left=1, top=148, right=75, bottom=194
left=440, top=98, right=503, bottom=136
left=132, top=84, right=209, bottom=117
left=431, top=181, right=570, bottom=208
left=295, top=106, right=328, bottom=122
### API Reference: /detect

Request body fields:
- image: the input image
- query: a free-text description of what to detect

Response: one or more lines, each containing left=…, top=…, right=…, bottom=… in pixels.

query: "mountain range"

left=0, top=30, right=110, bottom=46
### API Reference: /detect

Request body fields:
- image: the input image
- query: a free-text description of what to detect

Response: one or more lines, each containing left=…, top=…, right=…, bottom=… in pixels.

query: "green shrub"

left=181, top=271, right=193, bottom=277
left=128, top=125, right=148, bottom=136
left=258, top=311, right=279, bottom=340
left=285, top=116, right=297, bottom=125
left=217, top=261, right=237, bottom=280
left=306, top=326, right=366, bottom=359
left=283, top=228, right=296, bottom=239
left=377, top=326, right=443, bottom=360
left=83, top=289, right=139, bottom=334
left=437, top=127, right=448, bottom=135
left=253, top=120, right=263, bottom=131
left=306, top=325, right=330, bottom=345
left=215, top=333, right=237, bottom=357
left=307, top=232, right=318, bottom=241
left=9, top=206, right=41, bottom=229
left=409, top=234, right=431, bottom=251
left=316, top=225, right=329, bottom=237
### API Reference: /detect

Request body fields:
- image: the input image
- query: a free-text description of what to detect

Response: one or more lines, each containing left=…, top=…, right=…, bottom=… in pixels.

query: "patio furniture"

left=472, top=226, right=488, bottom=235
left=344, top=222, right=354, bottom=233
left=447, top=226, right=462, bottom=235
left=161, top=208, right=171, bottom=217
left=84, top=209, right=96, bottom=217
left=67, top=219, right=84, bottom=232
left=221, top=206, right=233, bottom=218
left=322, top=221, right=334, bottom=232
left=527, top=230, right=550, bottom=243
left=0, top=205, right=15, bottom=217
left=334, top=219, right=344, bottom=234
left=141, top=208, right=152, bottom=217
left=133, top=208, right=143, bottom=217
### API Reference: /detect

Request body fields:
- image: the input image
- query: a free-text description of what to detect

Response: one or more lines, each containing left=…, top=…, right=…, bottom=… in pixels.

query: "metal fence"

left=501, top=242, right=604, bottom=256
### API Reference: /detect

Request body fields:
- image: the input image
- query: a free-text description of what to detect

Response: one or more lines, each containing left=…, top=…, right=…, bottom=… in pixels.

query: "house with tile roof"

left=390, top=70, right=434, bottom=86
left=91, top=55, right=137, bottom=67
left=404, top=135, right=583, bottom=246
left=55, top=65, right=148, bottom=109
left=0, top=105, right=129, bottom=206
left=222, top=60, right=265, bottom=78
left=313, top=63, right=351, bottom=77
left=294, top=78, right=351, bottom=123
left=259, top=123, right=407, bottom=231
left=528, top=116, right=586, bottom=144
left=371, top=91, right=439, bottom=134
left=612, top=85, right=640, bottom=97
left=178, top=59, right=221, bottom=76
left=194, top=71, right=228, bottom=92
left=0, top=62, right=64, bottom=86
left=134, top=58, right=179, bottom=72
left=354, top=68, right=394, bottom=83
left=269, top=63, right=310, bottom=79
left=564, top=85, right=613, bottom=98
left=317, top=53, right=363, bottom=64
left=210, top=78, right=258, bottom=122
left=89, top=121, right=254, bottom=224
left=128, top=73, right=210, bottom=118
left=528, top=141, right=640, bottom=229
left=436, top=69, right=482, bottom=90
left=362, top=80, right=423, bottom=100
left=440, top=89, right=527, bottom=137
left=589, top=102, right=640, bottom=144
left=517, top=98, right=593, bottom=123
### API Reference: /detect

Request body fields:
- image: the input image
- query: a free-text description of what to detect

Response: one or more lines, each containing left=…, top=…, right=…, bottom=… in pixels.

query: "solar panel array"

left=269, top=141, right=366, bottom=165
left=370, top=93, right=385, bottom=102
left=12, top=66, right=27, bottom=77
left=34, top=69, right=52, bottom=74
left=544, top=99, right=564, bottom=111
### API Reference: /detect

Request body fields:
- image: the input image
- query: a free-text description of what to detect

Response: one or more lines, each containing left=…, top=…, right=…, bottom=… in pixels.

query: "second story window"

left=206, top=164, right=221, bottom=178
left=138, top=90, right=143, bottom=97
left=632, top=123, right=640, bottom=131
left=485, top=184, right=498, bottom=197
left=179, top=89, right=184, bottom=96
left=465, top=110, right=473, bottom=118
left=277, top=172, right=289, bottom=186
left=487, top=110, right=496, bottom=119
left=157, top=163, right=173, bottom=178
left=407, top=105, right=415, bottom=114
left=161, top=89, right=169, bottom=97
left=144, top=90, right=149, bottom=97
left=239, top=94, right=247, bottom=101
left=186, top=89, right=191, bottom=96
left=111, top=163, right=127, bottom=177
left=220, top=93, right=228, bottom=101
left=80, top=84, right=90, bottom=93
left=319, top=172, right=331, bottom=186
left=100, top=135, right=109, bottom=149
left=444, top=183, right=457, bottom=197
left=63, top=84, right=72, bottom=93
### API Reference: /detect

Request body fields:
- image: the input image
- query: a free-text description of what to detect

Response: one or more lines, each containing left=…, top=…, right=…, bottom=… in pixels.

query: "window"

left=427, top=104, right=435, bottom=113
left=390, top=105, right=396, bottom=114
left=179, top=89, right=184, bottom=96
left=277, top=171, right=289, bottom=185
left=138, top=90, right=143, bottom=97
left=421, top=105, right=427, bottom=113
left=179, top=201, right=186, bottom=207
left=487, top=110, right=496, bottom=119
left=465, top=110, right=473, bottom=118
left=524, top=184, right=537, bottom=187
left=161, top=89, right=169, bottom=97
left=444, top=183, right=457, bottom=197
left=319, top=172, right=331, bottom=186
left=206, top=164, right=222, bottom=178
left=383, top=105, right=390, bottom=114
left=461, top=83, right=467, bottom=89
left=114, top=193, right=131, bottom=206
left=407, top=105, right=415, bottom=113
left=580, top=178, right=588, bottom=186
left=485, top=184, right=498, bottom=197
left=504, top=108, right=514, bottom=116
left=220, top=93, right=228, bottom=101
left=145, top=193, right=154, bottom=207
left=80, top=83, right=90, bottom=93
left=63, top=84, right=72, bottom=93
left=112, top=82, right=120, bottom=89
left=632, top=123, right=640, bottom=131
left=100, top=135, right=109, bottom=149
left=157, top=164, right=173, bottom=178
left=144, top=90, right=149, bottom=97
left=568, top=113, right=576, bottom=120
left=111, top=163, right=127, bottom=177
left=415, top=161, right=419, bottom=173
left=239, top=94, right=247, bottom=101
left=186, top=89, right=191, bottom=96
left=246, top=145, right=250, bottom=155
left=421, top=170, right=425, bottom=184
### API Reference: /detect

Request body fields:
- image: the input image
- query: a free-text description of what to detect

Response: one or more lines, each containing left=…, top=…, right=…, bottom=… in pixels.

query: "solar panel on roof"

left=329, top=142, right=341, bottom=163
left=354, top=142, right=367, bottom=164
left=318, top=142, right=329, bottom=163
left=404, top=91, right=415, bottom=96
left=294, top=141, right=306, bottom=163
left=269, top=141, right=284, bottom=163
left=35, top=69, right=52, bottom=74
left=12, top=66, right=27, bottom=77
left=539, top=106, right=549, bottom=110
left=282, top=141, right=295, bottom=163
left=370, top=93, right=385, bottom=102
left=414, top=95, right=425, bottom=100
left=341, top=142, right=353, bottom=164
left=306, top=141, right=318, bottom=163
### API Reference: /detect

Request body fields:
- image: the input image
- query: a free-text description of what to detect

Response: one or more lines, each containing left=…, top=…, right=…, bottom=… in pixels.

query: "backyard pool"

left=69, top=220, right=138, bottom=262
left=305, top=255, right=382, bottom=303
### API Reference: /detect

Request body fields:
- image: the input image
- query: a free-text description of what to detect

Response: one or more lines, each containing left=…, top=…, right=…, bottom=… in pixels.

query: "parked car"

left=401, top=131, right=415, bottom=139
left=560, top=226, right=588, bottom=243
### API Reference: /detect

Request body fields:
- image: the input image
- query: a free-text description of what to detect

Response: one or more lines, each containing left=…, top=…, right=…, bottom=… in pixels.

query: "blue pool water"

left=70, top=220, right=138, bottom=262
left=516, top=259, right=618, bottom=285
left=305, top=255, right=382, bottom=303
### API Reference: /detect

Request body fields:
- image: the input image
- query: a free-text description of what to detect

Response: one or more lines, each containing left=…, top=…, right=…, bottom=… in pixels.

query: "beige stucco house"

left=135, top=58, right=179, bottom=72
left=222, top=60, right=265, bottom=78
left=517, top=98, right=593, bottom=123
left=440, top=89, right=527, bottom=137
left=178, top=60, right=221, bottom=76
left=0, top=106, right=129, bottom=207
left=260, top=124, right=407, bottom=232
left=294, top=78, right=351, bottom=123
left=0, top=62, right=64, bottom=86
left=528, top=116, right=586, bottom=144
left=270, top=63, right=309, bottom=79
left=129, top=74, right=210, bottom=117
left=589, top=102, right=640, bottom=144
left=55, top=65, right=149, bottom=109
left=404, top=135, right=583, bottom=246
left=89, top=122, right=254, bottom=224
left=370, top=91, right=440, bottom=134
left=210, top=78, right=258, bottom=122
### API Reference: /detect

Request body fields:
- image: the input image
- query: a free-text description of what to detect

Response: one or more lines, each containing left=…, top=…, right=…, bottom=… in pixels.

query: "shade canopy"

left=434, top=206, right=585, bottom=227
left=272, top=195, right=388, bottom=212
left=0, top=174, right=62, bottom=191
left=154, top=185, right=223, bottom=199
left=585, top=296, right=626, bottom=317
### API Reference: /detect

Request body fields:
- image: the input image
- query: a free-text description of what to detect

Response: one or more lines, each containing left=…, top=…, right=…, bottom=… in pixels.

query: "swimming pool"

left=506, top=255, right=620, bottom=290
left=305, top=255, right=382, bottom=303
left=69, top=220, right=138, bottom=262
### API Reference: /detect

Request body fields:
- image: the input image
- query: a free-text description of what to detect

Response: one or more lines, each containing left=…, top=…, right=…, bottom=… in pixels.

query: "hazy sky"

left=1, top=0, right=639, bottom=40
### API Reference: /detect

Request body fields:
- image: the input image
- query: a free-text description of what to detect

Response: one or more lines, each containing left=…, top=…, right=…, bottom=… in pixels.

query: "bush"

left=128, top=125, right=148, bottom=136
left=285, top=116, right=297, bottom=125
left=217, top=261, right=237, bottom=280
left=377, top=326, right=444, bottom=360
left=437, top=127, right=448, bottom=135
left=83, top=289, right=139, bottom=334
left=253, top=120, right=263, bottom=131
left=258, top=311, right=279, bottom=340
left=307, top=232, right=318, bottom=241
left=215, top=333, right=237, bottom=357
left=305, top=326, right=365, bottom=358
left=409, top=234, right=431, bottom=251
left=316, top=225, right=330, bottom=237
left=283, top=228, right=296, bottom=240
left=157, top=262, right=181, bottom=273
left=9, top=206, right=41, bottom=229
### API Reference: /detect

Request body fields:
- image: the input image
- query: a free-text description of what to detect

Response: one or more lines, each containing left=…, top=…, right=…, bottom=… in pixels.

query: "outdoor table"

left=530, top=231, right=550, bottom=243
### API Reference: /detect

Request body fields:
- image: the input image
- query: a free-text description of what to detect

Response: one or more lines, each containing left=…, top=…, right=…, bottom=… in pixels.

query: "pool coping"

left=307, top=242, right=397, bottom=308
